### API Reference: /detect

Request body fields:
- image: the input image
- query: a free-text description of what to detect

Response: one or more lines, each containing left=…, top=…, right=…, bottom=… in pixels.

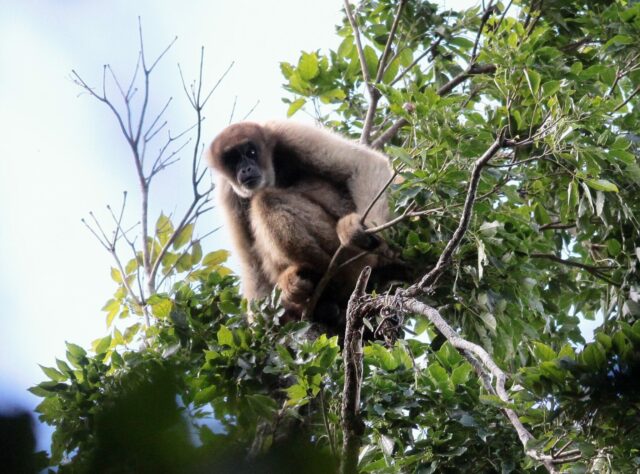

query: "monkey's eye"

left=245, top=143, right=257, bottom=158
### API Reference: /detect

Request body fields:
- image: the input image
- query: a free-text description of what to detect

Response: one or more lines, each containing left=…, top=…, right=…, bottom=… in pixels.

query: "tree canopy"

left=29, top=1, right=640, bottom=473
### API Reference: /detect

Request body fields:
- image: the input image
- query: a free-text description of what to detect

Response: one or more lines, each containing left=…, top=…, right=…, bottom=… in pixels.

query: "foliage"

left=31, top=0, right=640, bottom=473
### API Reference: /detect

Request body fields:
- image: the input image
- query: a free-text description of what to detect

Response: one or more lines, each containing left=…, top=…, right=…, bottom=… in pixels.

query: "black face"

left=224, top=141, right=262, bottom=189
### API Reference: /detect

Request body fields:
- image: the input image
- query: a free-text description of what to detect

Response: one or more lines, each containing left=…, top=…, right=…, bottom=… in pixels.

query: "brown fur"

left=206, top=121, right=393, bottom=322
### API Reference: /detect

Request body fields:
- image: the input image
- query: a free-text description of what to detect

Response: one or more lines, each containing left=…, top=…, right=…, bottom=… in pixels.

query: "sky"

left=0, top=0, right=497, bottom=451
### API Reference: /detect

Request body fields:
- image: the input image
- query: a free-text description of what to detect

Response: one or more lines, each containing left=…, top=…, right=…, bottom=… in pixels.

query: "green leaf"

left=524, top=69, right=541, bottom=96
left=316, top=345, right=339, bottom=369
left=155, top=213, right=174, bottom=245
left=217, top=325, right=234, bottom=347
left=541, top=80, right=561, bottom=98
left=604, top=34, right=634, bottom=49
left=279, top=61, right=294, bottom=79
left=172, top=223, right=194, bottom=250
left=287, top=98, right=306, bottom=117
left=363, top=45, right=378, bottom=77
left=194, top=386, right=216, bottom=404
left=428, top=363, right=449, bottom=384
left=191, top=240, right=203, bottom=263
left=298, top=52, right=319, bottom=80
left=218, top=301, right=241, bottom=315
left=607, top=239, right=621, bottom=257
left=451, top=363, right=472, bottom=385
left=285, top=384, right=308, bottom=405
left=151, top=297, right=172, bottom=319
left=364, top=343, right=398, bottom=371
left=609, top=149, right=635, bottom=165
left=124, top=258, right=138, bottom=275
left=203, top=250, right=230, bottom=267
left=585, top=179, right=619, bottom=193
left=319, top=88, right=346, bottom=104
left=55, top=359, right=73, bottom=377
left=246, top=394, right=277, bottom=418
left=337, top=36, right=354, bottom=58
left=66, top=342, right=86, bottom=359
left=534, top=203, right=551, bottom=225
left=581, top=343, right=606, bottom=370
left=449, top=36, right=474, bottom=50
left=92, top=335, right=112, bottom=354
left=39, top=365, right=66, bottom=382
left=532, top=342, right=556, bottom=362
left=110, top=267, right=122, bottom=283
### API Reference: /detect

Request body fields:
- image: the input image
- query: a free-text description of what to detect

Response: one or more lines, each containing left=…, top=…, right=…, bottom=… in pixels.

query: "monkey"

left=206, top=120, right=393, bottom=325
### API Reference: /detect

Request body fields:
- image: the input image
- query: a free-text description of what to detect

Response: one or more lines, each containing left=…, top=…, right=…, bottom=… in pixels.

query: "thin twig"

left=613, top=84, right=640, bottom=113
left=528, top=253, right=620, bottom=287
left=471, top=1, right=495, bottom=61
left=320, top=388, right=337, bottom=459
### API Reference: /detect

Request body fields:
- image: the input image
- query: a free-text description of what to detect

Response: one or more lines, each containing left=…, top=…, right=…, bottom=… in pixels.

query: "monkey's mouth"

left=241, top=177, right=261, bottom=189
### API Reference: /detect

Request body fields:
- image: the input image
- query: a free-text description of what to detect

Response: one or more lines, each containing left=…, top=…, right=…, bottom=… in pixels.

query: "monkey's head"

left=207, top=122, right=275, bottom=198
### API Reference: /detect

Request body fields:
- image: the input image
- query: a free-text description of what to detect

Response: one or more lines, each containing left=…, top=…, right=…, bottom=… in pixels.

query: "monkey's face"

left=208, top=123, right=276, bottom=198
left=223, top=140, right=272, bottom=196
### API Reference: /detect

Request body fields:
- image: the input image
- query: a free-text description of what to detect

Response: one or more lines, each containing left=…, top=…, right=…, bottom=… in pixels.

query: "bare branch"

left=229, top=95, right=238, bottom=124
left=242, top=100, right=261, bottom=120
left=144, top=97, right=173, bottom=142
left=437, top=63, right=497, bottom=96
left=390, top=36, right=442, bottom=86
left=371, top=118, right=408, bottom=149
left=375, top=0, right=406, bottom=83
left=613, top=84, right=640, bottom=113
left=320, top=389, right=337, bottom=459
left=407, top=131, right=505, bottom=296
left=401, top=298, right=572, bottom=472
left=471, top=1, right=495, bottom=61
left=343, top=0, right=371, bottom=86
left=528, top=252, right=620, bottom=287
left=359, top=0, right=407, bottom=144
left=538, top=221, right=576, bottom=231
left=360, top=166, right=402, bottom=225
left=81, top=217, right=110, bottom=251
left=365, top=201, right=417, bottom=233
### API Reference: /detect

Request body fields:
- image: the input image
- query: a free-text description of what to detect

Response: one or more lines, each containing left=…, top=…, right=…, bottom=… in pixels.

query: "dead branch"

left=76, top=26, right=223, bottom=330
left=340, top=267, right=371, bottom=474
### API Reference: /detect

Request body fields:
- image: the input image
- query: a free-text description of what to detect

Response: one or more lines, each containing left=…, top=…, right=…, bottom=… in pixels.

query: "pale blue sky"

left=0, top=0, right=479, bottom=449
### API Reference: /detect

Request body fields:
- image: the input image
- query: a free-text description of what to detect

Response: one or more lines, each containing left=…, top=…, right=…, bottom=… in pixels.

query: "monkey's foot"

left=277, top=265, right=316, bottom=305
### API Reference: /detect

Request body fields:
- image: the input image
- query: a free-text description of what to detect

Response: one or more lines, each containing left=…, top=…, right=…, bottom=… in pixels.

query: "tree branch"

left=401, top=298, right=577, bottom=472
left=340, top=267, right=370, bottom=474
left=406, top=130, right=505, bottom=296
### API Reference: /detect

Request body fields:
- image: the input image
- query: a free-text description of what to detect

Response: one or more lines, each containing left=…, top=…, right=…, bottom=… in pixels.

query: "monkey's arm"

left=216, top=180, right=271, bottom=300
left=263, top=121, right=392, bottom=227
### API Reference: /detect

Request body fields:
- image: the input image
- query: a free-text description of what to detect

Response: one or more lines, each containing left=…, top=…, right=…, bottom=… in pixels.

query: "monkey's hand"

left=337, top=213, right=383, bottom=251
left=277, top=265, right=317, bottom=305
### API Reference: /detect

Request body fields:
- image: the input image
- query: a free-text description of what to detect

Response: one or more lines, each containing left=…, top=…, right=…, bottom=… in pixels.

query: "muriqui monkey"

left=206, top=120, right=393, bottom=324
